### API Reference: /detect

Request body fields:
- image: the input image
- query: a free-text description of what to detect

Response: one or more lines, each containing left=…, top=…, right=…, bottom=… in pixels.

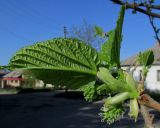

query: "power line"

left=0, top=0, right=62, bottom=35
left=0, top=0, right=71, bottom=41
left=6, top=0, right=63, bottom=29
left=0, top=26, right=33, bottom=42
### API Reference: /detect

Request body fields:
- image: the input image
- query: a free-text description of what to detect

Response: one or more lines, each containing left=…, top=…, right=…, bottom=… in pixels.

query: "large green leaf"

left=9, top=38, right=100, bottom=89
left=137, top=50, right=154, bottom=67
left=99, top=5, right=125, bottom=68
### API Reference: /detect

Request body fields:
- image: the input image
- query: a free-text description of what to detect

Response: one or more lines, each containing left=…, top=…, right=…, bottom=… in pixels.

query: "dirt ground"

left=0, top=91, right=159, bottom=128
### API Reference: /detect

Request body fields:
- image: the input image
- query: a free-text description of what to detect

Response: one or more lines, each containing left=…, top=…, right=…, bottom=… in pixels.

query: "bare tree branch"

left=148, top=15, right=160, bottom=44
left=110, top=0, right=160, bottom=44
left=139, top=94, right=160, bottom=112
left=138, top=3, right=160, bottom=10
left=111, top=0, right=160, bottom=18
left=140, top=105, right=154, bottom=128
left=137, top=69, right=155, bottom=127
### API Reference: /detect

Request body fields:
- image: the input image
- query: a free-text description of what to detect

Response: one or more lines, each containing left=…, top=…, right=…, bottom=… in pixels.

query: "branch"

left=138, top=94, right=160, bottom=127
left=111, top=0, right=160, bottom=18
left=140, top=105, right=154, bottom=128
left=138, top=73, right=155, bottom=127
left=148, top=15, right=160, bottom=44
left=138, top=3, right=160, bottom=10
left=138, top=94, right=160, bottom=112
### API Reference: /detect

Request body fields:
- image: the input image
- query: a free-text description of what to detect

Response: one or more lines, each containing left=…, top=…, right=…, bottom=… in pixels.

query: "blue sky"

left=0, top=0, right=157, bottom=65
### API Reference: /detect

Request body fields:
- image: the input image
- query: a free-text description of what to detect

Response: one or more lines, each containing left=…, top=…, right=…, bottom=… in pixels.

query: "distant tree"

left=22, top=70, right=36, bottom=88
left=69, top=19, right=104, bottom=50
left=0, top=65, right=8, bottom=69
left=111, top=0, right=160, bottom=44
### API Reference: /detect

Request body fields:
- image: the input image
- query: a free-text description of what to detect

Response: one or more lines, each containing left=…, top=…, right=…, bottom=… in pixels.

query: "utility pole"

left=64, top=26, right=67, bottom=38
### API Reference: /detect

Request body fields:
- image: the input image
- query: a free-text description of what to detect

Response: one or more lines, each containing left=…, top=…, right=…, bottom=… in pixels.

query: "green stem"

left=104, top=92, right=130, bottom=107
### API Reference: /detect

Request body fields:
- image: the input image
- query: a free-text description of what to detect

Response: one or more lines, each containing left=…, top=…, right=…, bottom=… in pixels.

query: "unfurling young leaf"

left=129, top=98, right=139, bottom=122
left=94, top=26, right=105, bottom=37
left=99, top=5, right=125, bottom=68
left=80, top=81, right=97, bottom=102
left=137, top=50, right=154, bottom=78
left=138, top=50, right=154, bottom=67
left=99, top=105, right=125, bottom=124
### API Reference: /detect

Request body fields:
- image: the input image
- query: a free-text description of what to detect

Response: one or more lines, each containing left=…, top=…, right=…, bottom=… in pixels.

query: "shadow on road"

left=0, top=91, right=158, bottom=128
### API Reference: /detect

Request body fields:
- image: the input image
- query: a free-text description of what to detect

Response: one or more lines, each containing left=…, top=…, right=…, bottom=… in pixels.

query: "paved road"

left=0, top=91, right=159, bottom=128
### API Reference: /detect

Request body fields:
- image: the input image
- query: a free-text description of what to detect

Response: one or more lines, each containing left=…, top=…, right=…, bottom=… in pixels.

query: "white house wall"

left=122, top=65, right=160, bottom=91
left=145, top=66, right=160, bottom=91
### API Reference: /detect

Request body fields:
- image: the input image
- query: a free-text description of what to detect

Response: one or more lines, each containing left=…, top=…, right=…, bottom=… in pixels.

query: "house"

left=1, top=69, right=44, bottom=88
left=121, top=43, right=160, bottom=91
left=1, top=69, right=24, bottom=88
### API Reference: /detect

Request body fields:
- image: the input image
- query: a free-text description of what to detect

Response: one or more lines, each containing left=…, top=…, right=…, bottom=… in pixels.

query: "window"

left=157, top=70, right=160, bottom=81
